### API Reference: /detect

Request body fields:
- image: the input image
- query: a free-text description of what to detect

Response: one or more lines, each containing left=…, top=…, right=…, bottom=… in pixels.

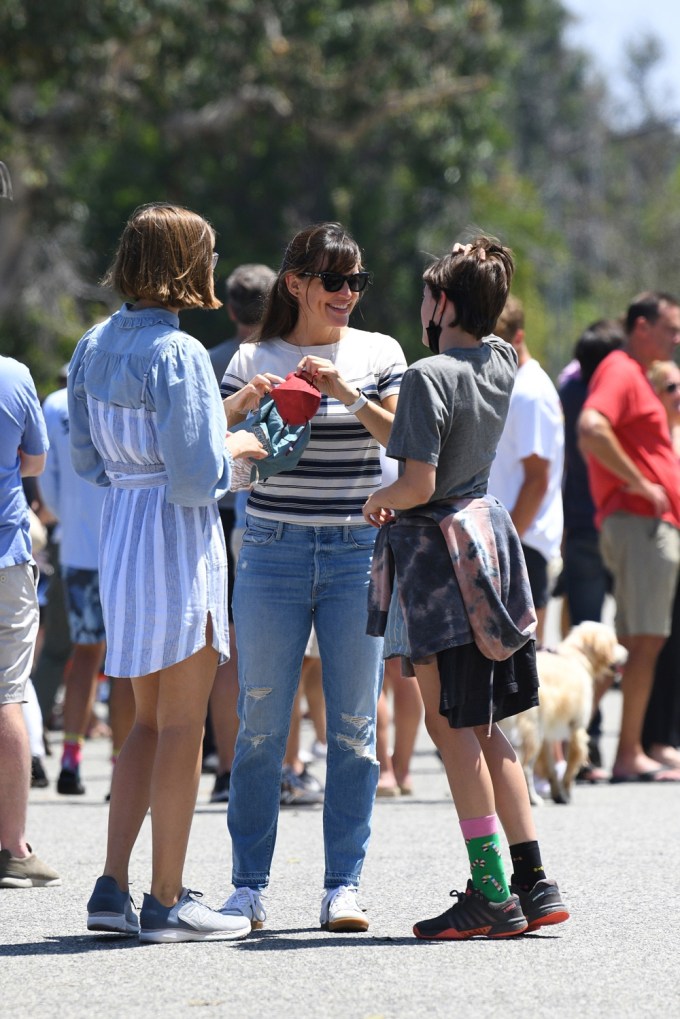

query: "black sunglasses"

left=299, top=271, right=371, bottom=293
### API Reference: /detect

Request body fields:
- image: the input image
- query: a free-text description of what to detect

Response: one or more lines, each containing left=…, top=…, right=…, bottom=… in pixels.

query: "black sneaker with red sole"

left=413, top=881, right=528, bottom=940
left=510, top=878, right=570, bottom=932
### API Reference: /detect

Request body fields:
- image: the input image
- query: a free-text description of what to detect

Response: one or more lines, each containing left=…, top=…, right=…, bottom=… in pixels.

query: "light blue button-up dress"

left=67, top=305, right=233, bottom=678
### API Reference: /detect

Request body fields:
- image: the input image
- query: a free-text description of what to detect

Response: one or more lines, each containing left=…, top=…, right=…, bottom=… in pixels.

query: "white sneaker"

left=319, top=885, right=369, bottom=932
left=219, top=886, right=267, bottom=930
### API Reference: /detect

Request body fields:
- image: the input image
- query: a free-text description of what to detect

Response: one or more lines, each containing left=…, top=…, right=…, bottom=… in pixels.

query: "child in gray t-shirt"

left=363, top=237, right=569, bottom=942
left=387, top=334, right=516, bottom=504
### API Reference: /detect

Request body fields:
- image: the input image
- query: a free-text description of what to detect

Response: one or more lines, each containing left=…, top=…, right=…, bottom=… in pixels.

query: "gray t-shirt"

left=386, top=335, right=517, bottom=504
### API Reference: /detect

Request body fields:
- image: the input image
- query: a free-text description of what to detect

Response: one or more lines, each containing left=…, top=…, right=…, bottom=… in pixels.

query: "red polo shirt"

left=583, top=350, right=680, bottom=530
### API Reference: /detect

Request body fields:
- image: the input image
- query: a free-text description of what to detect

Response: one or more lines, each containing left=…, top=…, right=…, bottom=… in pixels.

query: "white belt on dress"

left=105, top=461, right=169, bottom=489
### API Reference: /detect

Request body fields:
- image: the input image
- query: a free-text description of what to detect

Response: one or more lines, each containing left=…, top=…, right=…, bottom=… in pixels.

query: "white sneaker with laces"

left=219, top=887, right=267, bottom=930
left=320, top=885, right=369, bottom=932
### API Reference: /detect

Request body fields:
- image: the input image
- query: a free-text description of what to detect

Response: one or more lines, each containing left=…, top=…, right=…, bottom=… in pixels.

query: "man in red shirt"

left=579, top=291, right=680, bottom=781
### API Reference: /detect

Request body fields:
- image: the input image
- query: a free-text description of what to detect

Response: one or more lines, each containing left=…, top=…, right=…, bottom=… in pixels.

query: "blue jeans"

left=228, top=515, right=383, bottom=890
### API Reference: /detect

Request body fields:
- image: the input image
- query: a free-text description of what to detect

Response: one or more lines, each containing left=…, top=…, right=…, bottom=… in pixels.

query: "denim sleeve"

left=67, top=338, right=110, bottom=488
left=152, top=337, right=232, bottom=506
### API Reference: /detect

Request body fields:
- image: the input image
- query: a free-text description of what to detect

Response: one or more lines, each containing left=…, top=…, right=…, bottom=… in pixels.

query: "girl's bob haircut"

left=102, top=202, right=222, bottom=311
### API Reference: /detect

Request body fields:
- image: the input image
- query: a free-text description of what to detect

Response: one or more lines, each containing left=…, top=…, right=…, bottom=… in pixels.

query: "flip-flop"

left=576, top=765, right=609, bottom=784
left=610, top=767, right=680, bottom=784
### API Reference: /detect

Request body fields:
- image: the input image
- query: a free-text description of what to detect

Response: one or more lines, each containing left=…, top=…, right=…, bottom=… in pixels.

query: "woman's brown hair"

left=102, top=203, right=222, bottom=310
left=252, top=222, right=362, bottom=341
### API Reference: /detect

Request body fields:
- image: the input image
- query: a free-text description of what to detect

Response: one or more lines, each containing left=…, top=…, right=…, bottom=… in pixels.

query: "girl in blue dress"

left=69, top=203, right=272, bottom=942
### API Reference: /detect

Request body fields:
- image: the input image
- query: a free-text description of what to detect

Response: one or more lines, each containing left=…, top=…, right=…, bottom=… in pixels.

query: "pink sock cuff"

left=460, top=814, right=499, bottom=840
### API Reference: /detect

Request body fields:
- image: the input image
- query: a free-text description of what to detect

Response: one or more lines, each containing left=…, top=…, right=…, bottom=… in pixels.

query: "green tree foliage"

left=1, top=0, right=679, bottom=390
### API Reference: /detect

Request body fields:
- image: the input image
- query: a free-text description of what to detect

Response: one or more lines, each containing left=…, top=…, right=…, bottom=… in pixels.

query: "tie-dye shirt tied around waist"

left=367, top=495, right=537, bottom=662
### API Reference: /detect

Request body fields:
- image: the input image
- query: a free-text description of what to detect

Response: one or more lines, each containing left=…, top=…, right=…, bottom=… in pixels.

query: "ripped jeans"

left=228, top=515, right=383, bottom=890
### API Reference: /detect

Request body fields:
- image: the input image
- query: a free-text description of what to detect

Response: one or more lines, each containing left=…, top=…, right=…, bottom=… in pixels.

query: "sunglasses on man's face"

left=299, top=271, right=371, bottom=293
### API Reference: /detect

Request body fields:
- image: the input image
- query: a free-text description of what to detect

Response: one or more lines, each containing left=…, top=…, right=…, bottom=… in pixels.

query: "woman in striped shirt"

left=220, top=222, right=407, bottom=933
left=69, top=203, right=269, bottom=943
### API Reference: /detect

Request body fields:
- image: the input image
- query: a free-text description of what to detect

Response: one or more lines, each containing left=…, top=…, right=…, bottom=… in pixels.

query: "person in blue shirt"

left=0, top=356, right=61, bottom=890
left=41, top=383, right=109, bottom=796
left=69, top=202, right=271, bottom=943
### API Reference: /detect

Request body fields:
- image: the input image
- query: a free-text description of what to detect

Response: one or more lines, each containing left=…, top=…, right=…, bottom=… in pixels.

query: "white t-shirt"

left=487, top=358, right=564, bottom=561
left=221, top=329, right=406, bottom=524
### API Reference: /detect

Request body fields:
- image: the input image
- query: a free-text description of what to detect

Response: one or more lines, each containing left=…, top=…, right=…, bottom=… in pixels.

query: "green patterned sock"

left=465, top=832, right=510, bottom=903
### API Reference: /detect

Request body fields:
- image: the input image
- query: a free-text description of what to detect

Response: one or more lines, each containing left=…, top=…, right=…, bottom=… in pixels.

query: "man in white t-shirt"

left=487, top=296, right=564, bottom=643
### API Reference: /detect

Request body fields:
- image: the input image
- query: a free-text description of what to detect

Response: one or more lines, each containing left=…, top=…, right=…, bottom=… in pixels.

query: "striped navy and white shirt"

left=221, top=330, right=407, bottom=525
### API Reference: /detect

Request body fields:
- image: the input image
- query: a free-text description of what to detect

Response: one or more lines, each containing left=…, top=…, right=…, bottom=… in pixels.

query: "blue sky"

left=562, top=0, right=680, bottom=117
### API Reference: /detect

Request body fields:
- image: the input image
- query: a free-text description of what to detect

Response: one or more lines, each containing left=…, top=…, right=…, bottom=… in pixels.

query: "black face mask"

left=426, top=304, right=446, bottom=354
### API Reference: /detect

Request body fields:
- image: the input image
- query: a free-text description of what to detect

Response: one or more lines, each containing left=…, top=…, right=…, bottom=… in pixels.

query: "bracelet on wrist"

left=345, top=391, right=368, bottom=414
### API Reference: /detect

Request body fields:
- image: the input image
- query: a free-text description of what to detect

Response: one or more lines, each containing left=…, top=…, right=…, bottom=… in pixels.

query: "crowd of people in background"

left=3, top=196, right=680, bottom=944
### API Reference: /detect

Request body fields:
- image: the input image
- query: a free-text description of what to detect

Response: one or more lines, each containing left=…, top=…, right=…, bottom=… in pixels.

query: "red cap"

left=270, top=372, right=321, bottom=425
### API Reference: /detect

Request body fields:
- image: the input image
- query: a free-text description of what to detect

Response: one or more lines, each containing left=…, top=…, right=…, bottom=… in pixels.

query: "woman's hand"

left=225, top=430, right=268, bottom=461
left=296, top=355, right=355, bottom=405
left=224, top=372, right=284, bottom=419
left=362, top=491, right=395, bottom=528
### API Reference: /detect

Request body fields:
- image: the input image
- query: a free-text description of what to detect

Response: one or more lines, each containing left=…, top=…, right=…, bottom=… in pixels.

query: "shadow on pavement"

left=0, top=935, right=138, bottom=956
left=235, top=931, right=417, bottom=950
left=0, top=928, right=560, bottom=957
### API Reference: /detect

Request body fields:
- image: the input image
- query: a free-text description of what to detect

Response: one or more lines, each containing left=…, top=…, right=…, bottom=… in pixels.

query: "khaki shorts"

left=600, top=513, right=680, bottom=637
left=0, top=561, right=39, bottom=705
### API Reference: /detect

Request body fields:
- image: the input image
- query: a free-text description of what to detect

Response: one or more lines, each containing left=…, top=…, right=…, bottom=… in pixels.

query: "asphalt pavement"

left=2, top=600, right=680, bottom=1019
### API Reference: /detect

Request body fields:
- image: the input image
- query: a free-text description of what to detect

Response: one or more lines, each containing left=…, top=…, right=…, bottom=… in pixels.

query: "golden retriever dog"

left=499, top=621, right=627, bottom=805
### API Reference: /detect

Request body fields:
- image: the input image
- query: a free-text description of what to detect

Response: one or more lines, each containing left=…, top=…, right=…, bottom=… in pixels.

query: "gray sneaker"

left=139, top=887, right=251, bottom=943
left=280, top=765, right=324, bottom=806
left=0, top=847, right=61, bottom=888
left=87, top=875, right=139, bottom=935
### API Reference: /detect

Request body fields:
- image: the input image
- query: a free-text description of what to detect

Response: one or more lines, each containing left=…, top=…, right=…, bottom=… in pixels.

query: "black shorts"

left=437, top=640, right=540, bottom=729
